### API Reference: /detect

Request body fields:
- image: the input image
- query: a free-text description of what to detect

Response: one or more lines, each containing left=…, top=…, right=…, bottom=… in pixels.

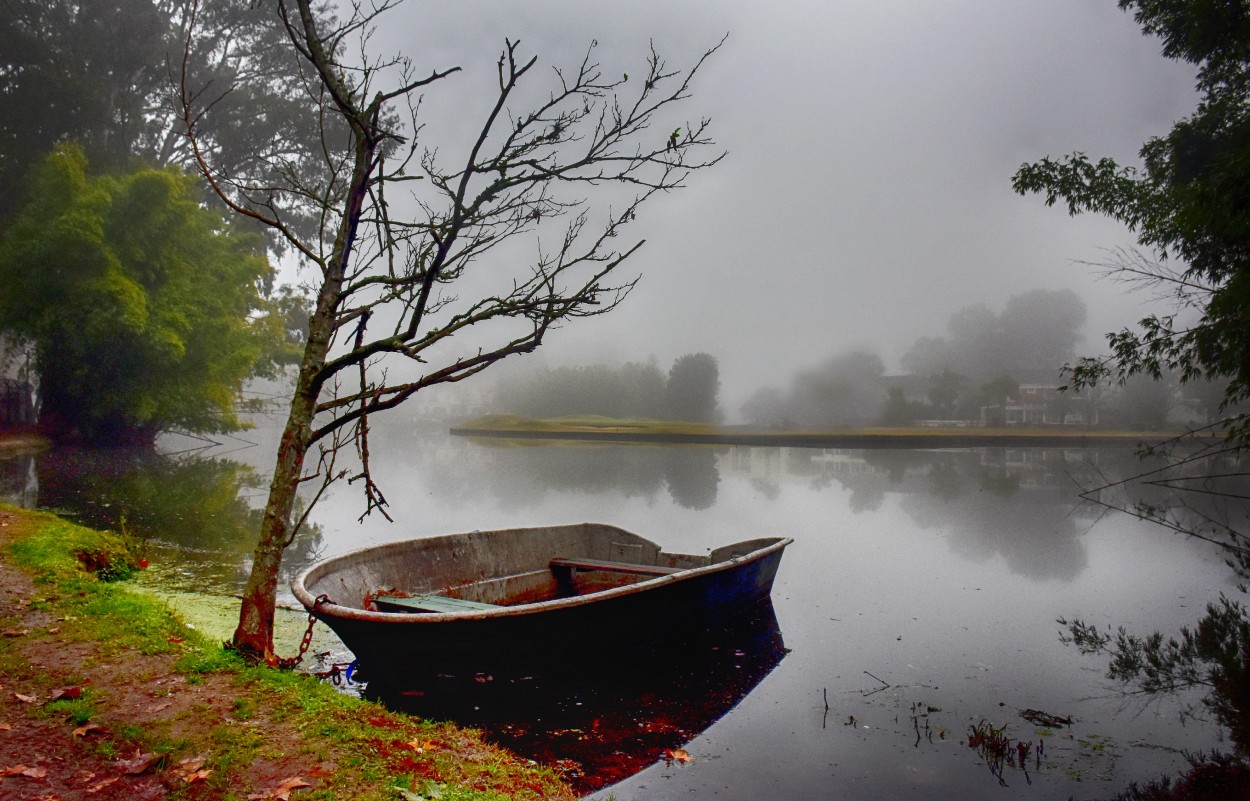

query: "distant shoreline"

left=449, top=417, right=1184, bottom=449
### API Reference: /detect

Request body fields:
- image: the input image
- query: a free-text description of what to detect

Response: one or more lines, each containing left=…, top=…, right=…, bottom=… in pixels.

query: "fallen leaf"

left=663, top=748, right=693, bottom=764
left=72, top=723, right=106, bottom=738
left=0, top=764, right=47, bottom=778
left=46, top=628, right=59, bottom=635
left=86, top=776, right=119, bottom=794
left=0, top=723, right=11, bottom=731
left=247, top=775, right=313, bottom=800
left=177, top=756, right=207, bottom=772
left=183, top=768, right=212, bottom=784
left=48, top=686, right=83, bottom=703
left=116, top=750, right=157, bottom=775
left=2, top=629, right=29, bottom=637
left=167, top=636, right=184, bottom=644
left=13, top=693, right=36, bottom=704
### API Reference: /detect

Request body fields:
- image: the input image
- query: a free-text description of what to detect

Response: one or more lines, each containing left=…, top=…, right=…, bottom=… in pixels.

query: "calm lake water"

left=3, top=422, right=1239, bottom=799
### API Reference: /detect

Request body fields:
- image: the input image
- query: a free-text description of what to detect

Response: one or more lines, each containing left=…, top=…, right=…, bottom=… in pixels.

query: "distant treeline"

left=741, top=288, right=1226, bottom=430
left=496, top=353, right=722, bottom=423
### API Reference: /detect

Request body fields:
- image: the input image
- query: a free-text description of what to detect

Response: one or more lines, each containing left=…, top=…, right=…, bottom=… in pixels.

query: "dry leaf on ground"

left=247, top=775, right=313, bottom=800
left=116, top=750, right=157, bottom=775
left=86, top=776, right=119, bottom=794
left=72, top=723, right=106, bottom=738
left=1, top=764, right=48, bottom=778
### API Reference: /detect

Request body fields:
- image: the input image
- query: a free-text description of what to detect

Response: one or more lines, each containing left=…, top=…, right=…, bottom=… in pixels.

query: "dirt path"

left=0, top=507, right=178, bottom=799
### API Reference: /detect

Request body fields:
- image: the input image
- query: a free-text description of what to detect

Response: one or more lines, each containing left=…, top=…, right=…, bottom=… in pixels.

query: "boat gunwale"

left=292, top=531, right=793, bottom=624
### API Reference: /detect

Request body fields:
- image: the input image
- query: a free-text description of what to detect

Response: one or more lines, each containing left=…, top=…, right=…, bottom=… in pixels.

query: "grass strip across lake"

left=452, top=414, right=1182, bottom=449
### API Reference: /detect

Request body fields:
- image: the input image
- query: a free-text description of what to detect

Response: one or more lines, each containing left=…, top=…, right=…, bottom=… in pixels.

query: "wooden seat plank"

left=374, top=593, right=499, bottom=613
left=549, top=557, right=685, bottom=576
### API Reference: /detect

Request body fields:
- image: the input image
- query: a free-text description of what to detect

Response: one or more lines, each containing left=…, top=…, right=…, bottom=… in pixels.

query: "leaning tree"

left=180, top=0, right=724, bottom=661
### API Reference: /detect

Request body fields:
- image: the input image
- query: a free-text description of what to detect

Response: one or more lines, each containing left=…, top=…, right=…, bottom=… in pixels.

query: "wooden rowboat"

left=292, top=523, right=792, bottom=679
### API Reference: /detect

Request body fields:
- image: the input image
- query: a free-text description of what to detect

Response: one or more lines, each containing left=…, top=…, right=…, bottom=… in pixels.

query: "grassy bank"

left=0, top=505, right=575, bottom=801
left=452, top=413, right=1178, bottom=448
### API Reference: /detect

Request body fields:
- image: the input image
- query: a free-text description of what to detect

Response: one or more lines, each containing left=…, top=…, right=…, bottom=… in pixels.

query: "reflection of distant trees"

left=0, top=454, right=37, bottom=507
left=433, top=441, right=721, bottom=511
left=433, top=442, right=664, bottom=509
left=771, top=447, right=1156, bottom=581
left=663, top=448, right=720, bottom=510
left=33, top=448, right=323, bottom=589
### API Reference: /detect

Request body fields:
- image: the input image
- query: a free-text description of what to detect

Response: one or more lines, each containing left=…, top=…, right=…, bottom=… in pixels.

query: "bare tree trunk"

left=181, top=0, right=723, bottom=661
left=230, top=103, right=373, bottom=660
left=231, top=387, right=315, bottom=661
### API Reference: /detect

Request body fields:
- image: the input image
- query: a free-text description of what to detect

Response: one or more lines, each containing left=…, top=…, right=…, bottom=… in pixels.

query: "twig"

left=863, top=670, right=891, bottom=697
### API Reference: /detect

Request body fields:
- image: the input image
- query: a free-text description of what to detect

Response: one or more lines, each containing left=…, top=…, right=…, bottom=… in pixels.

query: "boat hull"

left=292, top=524, right=791, bottom=679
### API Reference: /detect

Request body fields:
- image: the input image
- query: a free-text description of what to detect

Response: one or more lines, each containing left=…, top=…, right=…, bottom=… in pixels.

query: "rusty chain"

left=275, top=594, right=331, bottom=670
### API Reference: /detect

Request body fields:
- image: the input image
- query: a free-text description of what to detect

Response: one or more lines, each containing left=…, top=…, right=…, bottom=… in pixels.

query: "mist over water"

left=5, top=429, right=1235, bottom=798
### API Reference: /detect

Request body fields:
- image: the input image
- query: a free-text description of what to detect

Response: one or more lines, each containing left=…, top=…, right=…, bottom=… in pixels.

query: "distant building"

left=1002, top=383, right=1099, bottom=426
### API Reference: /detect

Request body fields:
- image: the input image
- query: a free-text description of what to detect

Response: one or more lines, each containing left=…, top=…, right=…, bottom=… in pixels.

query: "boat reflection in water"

left=368, top=600, right=787, bottom=794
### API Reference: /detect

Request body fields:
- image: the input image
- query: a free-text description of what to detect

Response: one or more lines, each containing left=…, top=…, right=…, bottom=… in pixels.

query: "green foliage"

left=1013, top=0, right=1250, bottom=426
left=1060, top=593, right=1250, bottom=754
left=900, top=289, right=1086, bottom=382
left=665, top=352, right=722, bottom=423
left=506, top=361, right=667, bottom=420
left=0, top=145, right=297, bottom=444
left=0, top=0, right=333, bottom=229
left=9, top=513, right=139, bottom=584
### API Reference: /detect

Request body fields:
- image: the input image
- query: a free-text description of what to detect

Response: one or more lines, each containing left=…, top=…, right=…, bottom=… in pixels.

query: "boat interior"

left=297, top=524, right=782, bottom=613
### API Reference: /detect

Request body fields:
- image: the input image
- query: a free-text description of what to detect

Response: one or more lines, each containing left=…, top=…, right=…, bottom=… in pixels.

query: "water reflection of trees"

left=731, top=446, right=1156, bottom=582
left=30, top=448, right=323, bottom=591
left=445, top=441, right=722, bottom=510
left=0, top=453, right=37, bottom=507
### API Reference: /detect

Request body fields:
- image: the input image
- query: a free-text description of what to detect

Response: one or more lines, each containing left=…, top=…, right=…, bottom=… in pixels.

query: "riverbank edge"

left=0, top=504, right=576, bottom=801
left=451, top=419, right=1186, bottom=449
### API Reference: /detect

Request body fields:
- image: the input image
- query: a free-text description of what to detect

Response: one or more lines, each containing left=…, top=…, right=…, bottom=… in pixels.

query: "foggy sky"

left=362, top=0, right=1198, bottom=411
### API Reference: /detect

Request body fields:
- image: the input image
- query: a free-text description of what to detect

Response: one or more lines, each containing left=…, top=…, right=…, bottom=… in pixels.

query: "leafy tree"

left=505, top=360, right=667, bottom=420
left=1014, top=1, right=1250, bottom=781
left=0, top=145, right=291, bottom=445
left=901, top=290, right=1086, bottom=382
left=665, top=353, right=722, bottom=423
left=181, top=0, right=724, bottom=660
left=789, top=350, right=886, bottom=427
left=977, top=375, right=1020, bottom=426
left=741, top=386, right=790, bottom=428
left=927, top=370, right=970, bottom=419
left=878, top=386, right=926, bottom=426
left=1013, top=1, right=1250, bottom=433
left=0, top=0, right=326, bottom=225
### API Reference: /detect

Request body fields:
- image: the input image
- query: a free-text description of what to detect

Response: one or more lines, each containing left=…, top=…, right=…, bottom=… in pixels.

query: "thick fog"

left=354, top=1, right=1197, bottom=409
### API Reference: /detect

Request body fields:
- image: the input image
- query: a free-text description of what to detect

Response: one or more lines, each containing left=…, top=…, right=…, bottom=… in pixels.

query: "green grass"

left=457, top=413, right=1172, bottom=441
left=0, top=504, right=574, bottom=801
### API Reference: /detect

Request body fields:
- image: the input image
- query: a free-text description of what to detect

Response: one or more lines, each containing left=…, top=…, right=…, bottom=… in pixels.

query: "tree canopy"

left=0, top=0, right=325, bottom=225
left=0, top=145, right=293, bottom=445
left=900, top=289, right=1087, bottom=382
left=1013, top=0, right=1250, bottom=433
left=666, top=353, right=722, bottom=423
